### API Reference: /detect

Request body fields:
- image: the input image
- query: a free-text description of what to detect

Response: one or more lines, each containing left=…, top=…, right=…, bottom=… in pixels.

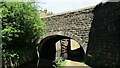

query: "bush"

left=1, top=2, right=45, bottom=67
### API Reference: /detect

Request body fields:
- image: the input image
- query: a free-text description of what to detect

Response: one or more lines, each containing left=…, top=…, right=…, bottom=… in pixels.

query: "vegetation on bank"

left=1, top=2, right=45, bottom=67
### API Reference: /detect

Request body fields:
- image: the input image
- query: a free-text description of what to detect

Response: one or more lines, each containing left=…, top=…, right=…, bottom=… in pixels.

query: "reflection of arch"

left=38, top=32, right=86, bottom=66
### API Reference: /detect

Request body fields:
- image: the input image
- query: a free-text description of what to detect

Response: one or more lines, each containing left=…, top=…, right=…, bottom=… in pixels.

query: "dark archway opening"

left=38, top=35, right=85, bottom=67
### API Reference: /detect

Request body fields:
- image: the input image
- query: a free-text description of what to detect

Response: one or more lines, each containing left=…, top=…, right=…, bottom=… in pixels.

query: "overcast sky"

left=40, top=0, right=103, bottom=14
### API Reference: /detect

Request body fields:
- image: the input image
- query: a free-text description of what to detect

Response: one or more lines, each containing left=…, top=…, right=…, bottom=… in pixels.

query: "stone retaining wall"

left=86, top=2, right=120, bottom=67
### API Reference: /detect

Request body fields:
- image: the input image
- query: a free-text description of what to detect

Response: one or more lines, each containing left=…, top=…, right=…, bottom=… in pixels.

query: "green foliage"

left=1, top=2, right=45, bottom=66
left=47, top=12, right=54, bottom=16
left=54, top=57, right=64, bottom=67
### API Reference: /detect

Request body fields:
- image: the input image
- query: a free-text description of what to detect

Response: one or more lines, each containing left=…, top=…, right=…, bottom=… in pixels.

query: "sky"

left=39, top=0, right=103, bottom=14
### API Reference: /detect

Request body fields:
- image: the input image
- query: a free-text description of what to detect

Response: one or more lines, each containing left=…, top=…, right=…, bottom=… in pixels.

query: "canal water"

left=16, top=59, right=55, bottom=68
left=15, top=59, right=91, bottom=68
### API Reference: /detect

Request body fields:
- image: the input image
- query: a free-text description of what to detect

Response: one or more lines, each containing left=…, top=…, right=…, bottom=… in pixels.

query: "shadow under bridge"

left=38, top=35, right=85, bottom=66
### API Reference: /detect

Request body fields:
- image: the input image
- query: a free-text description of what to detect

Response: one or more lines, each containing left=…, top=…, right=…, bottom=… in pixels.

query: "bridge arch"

left=43, top=31, right=87, bottom=52
left=38, top=31, right=87, bottom=66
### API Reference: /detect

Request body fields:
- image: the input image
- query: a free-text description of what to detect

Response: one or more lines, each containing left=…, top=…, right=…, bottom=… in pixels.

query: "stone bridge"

left=41, top=6, right=94, bottom=53
left=38, top=2, right=120, bottom=67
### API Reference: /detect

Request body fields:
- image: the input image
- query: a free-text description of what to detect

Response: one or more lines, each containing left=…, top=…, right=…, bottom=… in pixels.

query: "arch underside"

left=38, top=32, right=87, bottom=66
left=43, top=31, right=87, bottom=53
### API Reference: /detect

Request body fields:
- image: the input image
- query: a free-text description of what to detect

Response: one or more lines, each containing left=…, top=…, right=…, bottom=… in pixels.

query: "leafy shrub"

left=1, top=2, right=45, bottom=67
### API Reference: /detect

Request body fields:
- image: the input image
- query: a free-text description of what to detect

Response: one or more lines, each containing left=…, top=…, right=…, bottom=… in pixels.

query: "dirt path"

left=60, top=60, right=91, bottom=68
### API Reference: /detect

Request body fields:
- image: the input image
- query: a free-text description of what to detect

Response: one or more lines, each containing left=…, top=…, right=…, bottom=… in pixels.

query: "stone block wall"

left=42, top=6, right=95, bottom=52
left=85, top=2, right=120, bottom=67
left=41, top=2, right=120, bottom=67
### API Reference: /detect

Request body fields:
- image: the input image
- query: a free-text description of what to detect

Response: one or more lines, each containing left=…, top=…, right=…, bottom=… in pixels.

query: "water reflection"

left=16, top=58, right=55, bottom=68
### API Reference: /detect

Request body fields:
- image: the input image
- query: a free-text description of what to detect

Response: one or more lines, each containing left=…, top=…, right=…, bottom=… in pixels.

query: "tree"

left=1, top=2, right=45, bottom=67
left=47, top=11, right=54, bottom=16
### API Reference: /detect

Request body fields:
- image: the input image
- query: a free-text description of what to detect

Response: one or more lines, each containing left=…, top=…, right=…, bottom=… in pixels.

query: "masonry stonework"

left=85, top=2, right=120, bottom=67
left=42, top=6, right=95, bottom=53
left=41, top=2, right=120, bottom=67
